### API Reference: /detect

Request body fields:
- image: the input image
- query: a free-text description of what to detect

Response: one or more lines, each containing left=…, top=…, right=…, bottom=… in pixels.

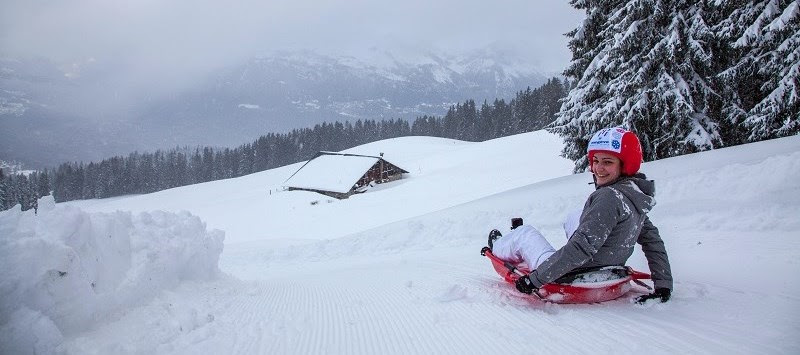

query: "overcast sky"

left=1, top=0, right=583, bottom=93
left=1, top=0, right=582, bottom=64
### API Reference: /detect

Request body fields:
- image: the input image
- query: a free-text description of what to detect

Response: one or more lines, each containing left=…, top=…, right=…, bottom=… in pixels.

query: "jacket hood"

left=613, top=173, right=656, bottom=214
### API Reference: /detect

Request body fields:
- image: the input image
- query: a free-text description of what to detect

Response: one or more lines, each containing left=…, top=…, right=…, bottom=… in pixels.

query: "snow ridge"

left=0, top=197, right=224, bottom=354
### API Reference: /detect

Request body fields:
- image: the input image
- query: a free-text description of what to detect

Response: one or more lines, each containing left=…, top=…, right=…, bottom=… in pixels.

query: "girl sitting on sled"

left=488, top=127, right=673, bottom=303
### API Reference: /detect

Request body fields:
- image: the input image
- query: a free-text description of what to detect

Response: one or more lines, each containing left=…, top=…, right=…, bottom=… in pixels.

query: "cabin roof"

left=284, top=152, right=392, bottom=194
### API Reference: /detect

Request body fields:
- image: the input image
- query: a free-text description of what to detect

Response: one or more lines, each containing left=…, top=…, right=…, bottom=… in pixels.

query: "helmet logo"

left=587, top=128, right=623, bottom=153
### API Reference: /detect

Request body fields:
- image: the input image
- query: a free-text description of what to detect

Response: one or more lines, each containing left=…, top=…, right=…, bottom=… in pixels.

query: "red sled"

left=481, top=247, right=652, bottom=304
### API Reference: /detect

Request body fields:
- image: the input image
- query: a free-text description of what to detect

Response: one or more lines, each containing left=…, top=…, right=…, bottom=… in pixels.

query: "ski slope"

left=2, top=130, right=799, bottom=354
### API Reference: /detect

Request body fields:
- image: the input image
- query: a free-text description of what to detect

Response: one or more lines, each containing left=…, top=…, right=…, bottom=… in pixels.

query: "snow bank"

left=0, top=197, right=224, bottom=354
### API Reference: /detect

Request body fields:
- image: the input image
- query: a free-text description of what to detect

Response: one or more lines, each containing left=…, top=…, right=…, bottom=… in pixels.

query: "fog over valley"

left=0, top=1, right=581, bottom=168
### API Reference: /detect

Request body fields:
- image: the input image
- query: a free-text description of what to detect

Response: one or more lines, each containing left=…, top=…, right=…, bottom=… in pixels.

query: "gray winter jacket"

left=529, top=174, right=673, bottom=290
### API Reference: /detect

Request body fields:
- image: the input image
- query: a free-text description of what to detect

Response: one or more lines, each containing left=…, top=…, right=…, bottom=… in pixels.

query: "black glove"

left=636, top=287, right=671, bottom=304
left=487, top=229, right=502, bottom=249
left=511, top=218, right=523, bottom=230
left=515, top=275, right=537, bottom=295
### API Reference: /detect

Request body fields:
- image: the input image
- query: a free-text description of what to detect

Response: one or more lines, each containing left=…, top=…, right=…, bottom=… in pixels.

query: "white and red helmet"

left=587, top=127, right=643, bottom=176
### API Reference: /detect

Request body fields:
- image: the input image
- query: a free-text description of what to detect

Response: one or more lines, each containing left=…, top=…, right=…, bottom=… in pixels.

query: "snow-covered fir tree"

left=550, top=0, right=621, bottom=172
left=718, top=0, right=799, bottom=141
left=0, top=169, right=7, bottom=210
left=552, top=0, right=722, bottom=172
left=714, top=0, right=764, bottom=144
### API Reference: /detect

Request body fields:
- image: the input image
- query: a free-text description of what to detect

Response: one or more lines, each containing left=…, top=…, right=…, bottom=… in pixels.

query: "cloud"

left=0, top=0, right=582, bottom=93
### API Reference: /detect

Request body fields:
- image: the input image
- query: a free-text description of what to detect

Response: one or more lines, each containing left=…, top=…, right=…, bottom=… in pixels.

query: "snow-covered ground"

left=2, top=130, right=799, bottom=354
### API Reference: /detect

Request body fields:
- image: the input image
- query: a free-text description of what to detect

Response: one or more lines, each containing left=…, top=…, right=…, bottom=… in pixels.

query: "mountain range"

left=1, top=48, right=549, bottom=169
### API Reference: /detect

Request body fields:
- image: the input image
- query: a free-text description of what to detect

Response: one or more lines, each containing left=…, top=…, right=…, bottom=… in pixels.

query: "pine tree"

left=721, top=0, right=800, bottom=140
left=36, top=171, right=51, bottom=197
left=551, top=0, right=626, bottom=171
left=492, top=98, right=512, bottom=138
left=538, top=78, right=567, bottom=129
left=26, top=176, right=38, bottom=213
left=12, top=174, right=31, bottom=211
left=4, top=174, right=19, bottom=210
left=552, top=0, right=722, bottom=172
left=0, top=169, right=8, bottom=210
left=712, top=0, right=757, bottom=145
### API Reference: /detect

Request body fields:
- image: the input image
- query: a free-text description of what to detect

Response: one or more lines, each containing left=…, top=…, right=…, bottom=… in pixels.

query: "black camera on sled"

left=511, top=217, right=523, bottom=230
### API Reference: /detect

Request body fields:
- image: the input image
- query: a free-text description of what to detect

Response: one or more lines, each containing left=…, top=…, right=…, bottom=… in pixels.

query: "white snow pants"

left=491, top=209, right=582, bottom=269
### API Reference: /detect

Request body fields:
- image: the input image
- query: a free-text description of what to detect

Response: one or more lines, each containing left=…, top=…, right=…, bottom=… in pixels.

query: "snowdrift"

left=0, top=197, right=224, bottom=354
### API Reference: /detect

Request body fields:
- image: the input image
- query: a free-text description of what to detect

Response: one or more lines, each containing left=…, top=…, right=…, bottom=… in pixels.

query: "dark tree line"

left=0, top=169, right=50, bottom=212
left=0, top=78, right=565, bottom=210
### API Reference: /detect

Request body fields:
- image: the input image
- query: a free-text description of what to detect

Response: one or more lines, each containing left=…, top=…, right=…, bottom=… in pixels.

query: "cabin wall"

left=355, top=161, right=405, bottom=189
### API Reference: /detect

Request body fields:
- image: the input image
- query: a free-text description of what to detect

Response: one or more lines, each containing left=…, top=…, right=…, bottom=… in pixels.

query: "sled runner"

left=481, top=247, right=652, bottom=304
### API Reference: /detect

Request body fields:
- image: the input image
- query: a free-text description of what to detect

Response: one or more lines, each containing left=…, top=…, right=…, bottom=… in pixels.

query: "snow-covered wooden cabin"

left=283, top=152, right=409, bottom=199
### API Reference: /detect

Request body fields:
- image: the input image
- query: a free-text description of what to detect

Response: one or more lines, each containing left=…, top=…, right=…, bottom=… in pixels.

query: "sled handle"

left=625, top=266, right=653, bottom=291
left=626, top=267, right=652, bottom=280
left=481, top=247, right=543, bottom=299
left=632, top=279, right=653, bottom=291
left=505, top=261, right=527, bottom=278
left=482, top=247, right=527, bottom=276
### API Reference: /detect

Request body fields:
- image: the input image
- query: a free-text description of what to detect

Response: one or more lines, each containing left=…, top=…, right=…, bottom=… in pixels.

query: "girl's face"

left=591, top=152, right=622, bottom=186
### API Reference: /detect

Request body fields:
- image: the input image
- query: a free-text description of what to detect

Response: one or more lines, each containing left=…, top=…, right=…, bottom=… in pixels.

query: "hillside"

left=2, top=130, right=799, bottom=354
